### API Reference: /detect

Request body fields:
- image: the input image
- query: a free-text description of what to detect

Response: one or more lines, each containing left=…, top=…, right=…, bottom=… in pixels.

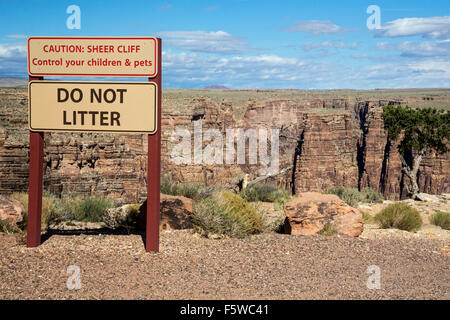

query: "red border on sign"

left=27, top=37, right=158, bottom=77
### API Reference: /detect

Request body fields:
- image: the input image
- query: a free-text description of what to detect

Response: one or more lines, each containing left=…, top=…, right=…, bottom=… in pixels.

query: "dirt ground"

left=0, top=226, right=448, bottom=300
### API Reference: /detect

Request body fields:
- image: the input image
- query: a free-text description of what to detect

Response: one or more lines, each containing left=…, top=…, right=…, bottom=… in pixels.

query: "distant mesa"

left=0, top=78, right=28, bottom=88
left=203, top=85, right=229, bottom=90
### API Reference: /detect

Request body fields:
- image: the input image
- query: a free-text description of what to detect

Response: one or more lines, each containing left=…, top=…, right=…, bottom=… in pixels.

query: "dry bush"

left=375, top=203, right=422, bottom=232
left=430, top=211, right=450, bottom=230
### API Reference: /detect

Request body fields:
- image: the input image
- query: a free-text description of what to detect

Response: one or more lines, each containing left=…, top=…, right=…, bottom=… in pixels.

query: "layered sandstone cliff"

left=0, top=88, right=448, bottom=203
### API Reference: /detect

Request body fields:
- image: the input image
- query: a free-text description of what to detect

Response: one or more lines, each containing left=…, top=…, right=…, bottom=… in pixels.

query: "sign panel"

left=29, top=81, right=157, bottom=134
left=28, top=37, right=157, bottom=77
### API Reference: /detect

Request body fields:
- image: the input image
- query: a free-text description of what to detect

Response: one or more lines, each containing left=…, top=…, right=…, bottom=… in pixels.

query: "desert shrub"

left=196, top=185, right=220, bottom=200
left=319, top=223, right=336, bottom=236
left=361, top=187, right=384, bottom=203
left=0, top=219, right=20, bottom=233
left=430, top=211, right=450, bottom=230
left=251, top=202, right=285, bottom=233
left=326, top=187, right=383, bottom=206
left=56, top=196, right=113, bottom=222
left=160, top=178, right=202, bottom=199
left=192, top=191, right=263, bottom=238
left=12, top=192, right=61, bottom=230
left=74, top=197, right=114, bottom=222
left=217, top=190, right=263, bottom=233
left=192, top=198, right=252, bottom=238
left=361, top=210, right=375, bottom=224
left=103, top=204, right=140, bottom=230
left=326, top=188, right=362, bottom=207
left=375, top=203, right=423, bottom=232
left=241, top=184, right=290, bottom=204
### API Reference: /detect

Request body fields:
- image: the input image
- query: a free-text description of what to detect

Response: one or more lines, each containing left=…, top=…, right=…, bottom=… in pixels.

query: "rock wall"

left=0, top=90, right=448, bottom=203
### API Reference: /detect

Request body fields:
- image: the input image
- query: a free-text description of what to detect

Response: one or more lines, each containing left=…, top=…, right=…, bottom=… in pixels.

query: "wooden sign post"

left=26, top=37, right=161, bottom=252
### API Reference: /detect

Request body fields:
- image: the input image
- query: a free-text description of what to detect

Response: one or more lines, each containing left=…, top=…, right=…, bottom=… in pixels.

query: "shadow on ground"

left=41, top=227, right=146, bottom=247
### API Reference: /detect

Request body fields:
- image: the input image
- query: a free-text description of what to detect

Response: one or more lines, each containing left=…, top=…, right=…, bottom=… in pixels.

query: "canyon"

left=0, top=87, right=449, bottom=204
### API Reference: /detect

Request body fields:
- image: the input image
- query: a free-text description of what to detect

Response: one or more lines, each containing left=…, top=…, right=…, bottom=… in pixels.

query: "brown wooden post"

left=27, top=75, right=44, bottom=247
left=146, top=38, right=161, bottom=252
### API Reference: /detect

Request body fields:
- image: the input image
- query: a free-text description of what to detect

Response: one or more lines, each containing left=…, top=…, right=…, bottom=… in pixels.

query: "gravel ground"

left=0, top=229, right=448, bottom=300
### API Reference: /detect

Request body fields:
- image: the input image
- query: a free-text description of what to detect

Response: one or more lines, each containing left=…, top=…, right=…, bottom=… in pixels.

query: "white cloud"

left=161, top=50, right=321, bottom=88
left=374, top=15, right=450, bottom=39
left=302, top=41, right=358, bottom=51
left=397, top=40, right=450, bottom=57
left=283, top=20, right=350, bottom=35
left=376, top=42, right=392, bottom=50
left=161, top=49, right=450, bottom=89
left=157, top=30, right=255, bottom=54
left=7, top=34, right=27, bottom=39
left=377, top=39, right=450, bottom=58
left=0, top=43, right=26, bottom=59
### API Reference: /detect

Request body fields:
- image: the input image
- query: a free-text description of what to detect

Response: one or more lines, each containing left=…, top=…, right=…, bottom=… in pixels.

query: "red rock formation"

left=284, top=192, right=363, bottom=237
left=0, top=90, right=448, bottom=203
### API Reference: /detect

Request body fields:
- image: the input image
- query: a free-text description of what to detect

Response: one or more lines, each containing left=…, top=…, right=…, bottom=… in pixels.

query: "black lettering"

left=73, top=111, right=76, bottom=125
left=71, top=88, right=83, bottom=103
left=103, top=89, right=116, bottom=103
left=90, top=88, right=102, bottom=103
left=78, top=111, right=87, bottom=125
left=116, top=89, right=127, bottom=103
left=100, top=111, right=109, bottom=126
left=58, top=88, right=69, bottom=103
left=89, top=111, right=99, bottom=125
left=63, top=111, right=71, bottom=125
left=111, top=112, right=120, bottom=126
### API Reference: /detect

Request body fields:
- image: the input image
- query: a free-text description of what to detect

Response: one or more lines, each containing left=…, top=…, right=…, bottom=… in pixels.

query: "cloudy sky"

left=0, top=0, right=449, bottom=89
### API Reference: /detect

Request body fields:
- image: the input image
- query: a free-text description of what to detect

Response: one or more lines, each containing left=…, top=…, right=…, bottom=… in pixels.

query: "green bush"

left=218, top=190, right=263, bottom=233
left=319, top=223, right=336, bottom=236
left=12, top=192, right=61, bottom=230
left=192, top=191, right=263, bottom=238
left=430, top=211, right=450, bottom=230
left=375, top=203, right=423, bottom=232
left=361, top=210, right=375, bottom=224
left=192, top=198, right=251, bottom=238
left=326, top=187, right=384, bottom=206
left=0, top=219, right=20, bottom=233
left=241, top=184, right=290, bottom=204
left=161, top=178, right=203, bottom=199
left=361, top=187, right=384, bottom=203
left=71, top=197, right=114, bottom=222
left=326, top=188, right=362, bottom=207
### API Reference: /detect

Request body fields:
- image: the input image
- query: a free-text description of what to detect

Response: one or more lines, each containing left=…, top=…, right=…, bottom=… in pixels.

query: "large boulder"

left=284, top=192, right=363, bottom=237
left=137, top=194, right=193, bottom=231
left=0, top=195, right=24, bottom=225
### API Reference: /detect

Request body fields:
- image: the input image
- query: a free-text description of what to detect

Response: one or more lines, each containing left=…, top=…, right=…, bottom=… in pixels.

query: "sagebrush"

left=192, top=190, right=263, bottom=238
left=241, top=184, right=290, bottom=204
left=375, top=203, right=422, bottom=232
left=430, top=211, right=450, bottom=230
left=326, top=187, right=383, bottom=207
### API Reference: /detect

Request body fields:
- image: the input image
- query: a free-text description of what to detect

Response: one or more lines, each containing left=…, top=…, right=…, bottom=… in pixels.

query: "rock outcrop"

left=0, top=195, right=23, bottom=225
left=137, top=194, right=193, bottom=230
left=284, top=192, right=363, bottom=237
left=0, top=88, right=448, bottom=203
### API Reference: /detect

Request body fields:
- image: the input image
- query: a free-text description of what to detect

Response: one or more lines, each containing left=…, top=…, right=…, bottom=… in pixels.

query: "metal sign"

left=28, top=81, right=157, bottom=133
left=26, top=37, right=162, bottom=253
left=28, top=37, right=157, bottom=77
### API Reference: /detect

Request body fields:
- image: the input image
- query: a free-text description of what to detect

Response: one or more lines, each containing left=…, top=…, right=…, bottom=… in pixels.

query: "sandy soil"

left=0, top=228, right=448, bottom=300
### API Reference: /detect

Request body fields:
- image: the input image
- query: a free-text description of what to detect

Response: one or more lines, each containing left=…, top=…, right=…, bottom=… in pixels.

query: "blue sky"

left=1, top=0, right=449, bottom=89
